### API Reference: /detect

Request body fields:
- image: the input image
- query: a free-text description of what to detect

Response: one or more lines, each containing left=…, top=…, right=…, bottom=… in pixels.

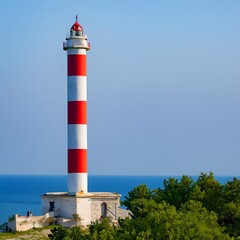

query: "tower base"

left=42, top=192, right=130, bottom=226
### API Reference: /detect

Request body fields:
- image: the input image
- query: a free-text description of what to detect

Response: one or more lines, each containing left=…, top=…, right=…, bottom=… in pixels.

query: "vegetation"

left=72, top=213, right=82, bottom=226
left=8, top=215, right=15, bottom=222
left=48, top=172, right=240, bottom=239
left=3, top=172, right=240, bottom=239
left=0, top=225, right=54, bottom=239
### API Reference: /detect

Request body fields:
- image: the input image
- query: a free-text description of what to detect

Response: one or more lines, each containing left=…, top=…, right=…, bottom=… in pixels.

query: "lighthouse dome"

left=71, top=21, right=83, bottom=32
left=70, top=15, right=83, bottom=37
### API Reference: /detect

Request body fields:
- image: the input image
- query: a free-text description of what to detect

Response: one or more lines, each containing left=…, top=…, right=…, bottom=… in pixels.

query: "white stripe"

left=68, top=124, right=87, bottom=149
left=68, top=76, right=87, bottom=101
left=67, top=48, right=86, bottom=55
left=68, top=173, right=88, bottom=193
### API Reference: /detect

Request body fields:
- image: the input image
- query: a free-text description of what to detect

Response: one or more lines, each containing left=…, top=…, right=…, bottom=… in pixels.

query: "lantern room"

left=70, top=16, right=83, bottom=37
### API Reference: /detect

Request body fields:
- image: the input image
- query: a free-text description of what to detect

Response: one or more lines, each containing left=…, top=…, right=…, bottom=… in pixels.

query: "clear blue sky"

left=0, top=0, right=239, bottom=176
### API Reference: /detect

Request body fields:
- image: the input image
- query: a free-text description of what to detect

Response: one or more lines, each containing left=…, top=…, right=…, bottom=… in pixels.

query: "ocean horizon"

left=0, top=175, right=239, bottom=224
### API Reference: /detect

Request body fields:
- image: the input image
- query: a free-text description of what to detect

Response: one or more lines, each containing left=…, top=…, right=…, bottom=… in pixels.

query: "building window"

left=49, top=202, right=55, bottom=212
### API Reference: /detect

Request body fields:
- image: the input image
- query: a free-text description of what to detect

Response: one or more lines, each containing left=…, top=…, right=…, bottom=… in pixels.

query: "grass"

left=0, top=225, right=55, bottom=240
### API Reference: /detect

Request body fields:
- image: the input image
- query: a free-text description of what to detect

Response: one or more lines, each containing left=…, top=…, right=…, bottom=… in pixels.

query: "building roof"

left=71, top=16, right=83, bottom=32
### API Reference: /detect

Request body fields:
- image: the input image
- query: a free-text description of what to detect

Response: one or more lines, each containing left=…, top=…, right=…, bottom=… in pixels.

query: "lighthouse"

left=41, top=17, right=129, bottom=226
left=63, top=16, right=90, bottom=194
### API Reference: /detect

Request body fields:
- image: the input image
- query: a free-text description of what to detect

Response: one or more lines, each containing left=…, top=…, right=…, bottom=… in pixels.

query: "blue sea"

left=0, top=175, right=238, bottom=224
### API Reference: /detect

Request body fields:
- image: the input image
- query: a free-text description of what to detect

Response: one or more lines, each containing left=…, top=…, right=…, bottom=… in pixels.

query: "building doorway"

left=101, top=203, right=107, bottom=218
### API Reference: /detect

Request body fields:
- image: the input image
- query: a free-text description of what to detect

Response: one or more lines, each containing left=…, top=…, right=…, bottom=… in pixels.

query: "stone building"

left=42, top=192, right=129, bottom=226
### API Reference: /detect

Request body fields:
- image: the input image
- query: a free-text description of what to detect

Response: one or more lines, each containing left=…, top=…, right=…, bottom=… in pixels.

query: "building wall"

left=8, top=213, right=54, bottom=232
left=42, top=196, right=77, bottom=219
left=42, top=194, right=124, bottom=226
left=56, top=197, right=77, bottom=219
left=91, top=198, right=119, bottom=221
left=76, top=197, right=91, bottom=225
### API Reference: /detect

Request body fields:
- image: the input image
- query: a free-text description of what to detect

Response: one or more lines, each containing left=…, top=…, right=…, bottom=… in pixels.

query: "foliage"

left=48, top=219, right=117, bottom=240
left=48, top=173, right=239, bottom=239
left=88, top=218, right=117, bottom=239
left=117, top=200, right=230, bottom=240
left=68, top=226, right=86, bottom=240
left=8, top=215, right=15, bottom=222
left=0, top=222, right=8, bottom=230
left=189, top=173, right=240, bottom=237
left=220, top=178, right=240, bottom=237
left=48, top=225, right=70, bottom=240
left=122, top=184, right=152, bottom=214
left=179, top=200, right=229, bottom=239
left=0, top=226, right=54, bottom=239
left=72, top=213, right=81, bottom=226
left=153, top=175, right=195, bottom=208
left=122, top=172, right=239, bottom=238
left=192, top=172, right=224, bottom=213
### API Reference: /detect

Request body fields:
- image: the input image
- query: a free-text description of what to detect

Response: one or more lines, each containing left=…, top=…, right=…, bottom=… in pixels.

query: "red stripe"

left=68, top=101, right=87, bottom=124
left=68, top=54, right=86, bottom=76
left=68, top=149, right=87, bottom=173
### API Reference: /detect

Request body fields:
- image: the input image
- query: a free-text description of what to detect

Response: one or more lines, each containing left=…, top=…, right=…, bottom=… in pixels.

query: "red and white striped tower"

left=63, top=16, right=90, bottom=194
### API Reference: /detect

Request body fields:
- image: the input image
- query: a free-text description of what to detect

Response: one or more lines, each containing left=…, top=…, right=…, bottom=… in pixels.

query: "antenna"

left=76, top=14, right=78, bottom=22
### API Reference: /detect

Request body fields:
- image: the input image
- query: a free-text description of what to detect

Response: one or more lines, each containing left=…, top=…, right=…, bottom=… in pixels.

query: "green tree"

left=192, top=172, right=224, bottom=213
left=153, top=175, right=195, bottom=208
left=124, top=198, right=159, bottom=219
left=122, top=184, right=152, bottom=218
left=223, top=177, right=240, bottom=204
left=219, top=178, right=240, bottom=237
left=48, top=225, right=70, bottom=240
left=69, top=226, right=86, bottom=240
left=119, top=200, right=230, bottom=240
left=8, top=215, right=15, bottom=222
left=219, top=202, right=240, bottom=237
left=178, top=200, right=230, bottom=240
left=47, top=173, right=239, bottom=239
left=88, top=218, right=117, bottom=240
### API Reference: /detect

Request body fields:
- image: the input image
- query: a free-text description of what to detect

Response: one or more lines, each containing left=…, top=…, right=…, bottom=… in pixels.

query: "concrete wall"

left=8, top=213, right=54, bottom=232
left=76, top=198, right=91, bottom=225
left=117, top=208, right=131, bottom=219
left=56, top=218, right=76, bottom=228
left=54, top=197, right=76, bottom=219
left=42, top=196, right=77, bottom=219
